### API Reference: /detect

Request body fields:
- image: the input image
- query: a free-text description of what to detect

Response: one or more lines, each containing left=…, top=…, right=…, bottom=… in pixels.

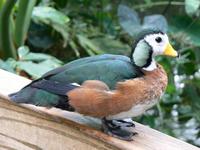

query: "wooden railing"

left=0, top=69, right=199, bottom=150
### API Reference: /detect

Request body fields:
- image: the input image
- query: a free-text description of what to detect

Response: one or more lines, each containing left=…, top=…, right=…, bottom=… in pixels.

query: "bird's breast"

left=106, top=64, right=168, bottom=119
left=107, top=98, right=159, bottom=120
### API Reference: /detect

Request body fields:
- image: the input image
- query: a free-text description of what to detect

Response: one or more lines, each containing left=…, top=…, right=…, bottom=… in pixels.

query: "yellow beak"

left=163, top=43, right=178, bottom=57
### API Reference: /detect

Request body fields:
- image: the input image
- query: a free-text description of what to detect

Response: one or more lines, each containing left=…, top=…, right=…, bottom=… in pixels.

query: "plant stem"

left=0, top=0, right=17, bottom=59
left=157, top=103, right=164, bottom=125
left=14, top=0, right=37, bottom=47
left=0, top=0, right=4, bottom=56
left=133, top=1, right=184, bottom=10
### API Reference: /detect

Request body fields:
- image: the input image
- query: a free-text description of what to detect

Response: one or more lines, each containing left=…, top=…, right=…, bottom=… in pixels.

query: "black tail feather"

left=9, top=79, right=79, bottom=111
left=30, top=79, right=79, bottom=96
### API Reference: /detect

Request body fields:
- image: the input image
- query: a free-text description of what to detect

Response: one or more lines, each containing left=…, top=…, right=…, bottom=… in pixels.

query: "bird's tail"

left=9, top=79, right=79, bottom=111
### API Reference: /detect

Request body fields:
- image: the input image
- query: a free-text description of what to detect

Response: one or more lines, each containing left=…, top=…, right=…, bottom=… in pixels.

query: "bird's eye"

left=155, top=37, right=162, bottom=43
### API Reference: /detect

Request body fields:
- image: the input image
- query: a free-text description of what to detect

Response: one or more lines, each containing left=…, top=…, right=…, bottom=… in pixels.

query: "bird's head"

left=131, top=29, right=178, bottom=71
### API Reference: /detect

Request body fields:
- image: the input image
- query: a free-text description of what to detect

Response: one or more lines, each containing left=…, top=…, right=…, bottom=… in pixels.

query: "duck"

left=10, top=28, right=178, bottom=141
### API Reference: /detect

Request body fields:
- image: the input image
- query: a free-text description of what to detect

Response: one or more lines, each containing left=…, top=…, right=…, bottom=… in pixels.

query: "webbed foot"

left=102, top=118, right=137, bottom=141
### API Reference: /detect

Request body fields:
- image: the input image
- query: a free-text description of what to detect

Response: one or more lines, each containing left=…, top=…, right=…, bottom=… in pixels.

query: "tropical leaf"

left=76, top=34, right=104, bottom=55
left=16, top=61, right=51, bottom=78
left=118, top=4, right=141, bottom=37
left=16, top=46, right=62, bottom=78
left=0, top=59, right=15, bottom=72
left=169, top=15, right=200, bottom=46
left=185, top=0, right=200, bottom=16
left=18, top=46, right=62, bottom=63
left=91, top=36, right=130, bottom=55
left=32, top=6, right=70, bottom=47
left=142, top=14, right=168, bottom=32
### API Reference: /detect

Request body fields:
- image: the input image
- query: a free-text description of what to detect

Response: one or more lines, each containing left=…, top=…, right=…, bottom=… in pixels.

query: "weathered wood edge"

left=0, top=69, right=199, bottom=150
left=0, top=98, right=119, bottom=149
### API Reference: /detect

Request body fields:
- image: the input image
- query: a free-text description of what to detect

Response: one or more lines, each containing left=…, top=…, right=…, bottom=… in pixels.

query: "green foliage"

left=32, top=6, right=70, bottom=47
left=0, top=0, right=5, bottom=10
left=118, top=4, right=168, bottom=36
left=143, top=15, right=168, bottom=32
left=185, top=0, right=200, bottom=16
left=91, top=36, right=130, bottom=55
left=0, top=59, right=15, bottom=73
left=0, top=46, right=62, bottom=78
left=0, top=0, right=37, bottom=59
left=17, top=46, right=62, bottom=78
left=15, top=0, right=37, bottom=47
left=76, top=34, right=104, bottom=55
left=170, top=15, right=200, bottom=46
left=118, top=4, right=141, bottom=36
left=0, top=0, right=17, bottom=59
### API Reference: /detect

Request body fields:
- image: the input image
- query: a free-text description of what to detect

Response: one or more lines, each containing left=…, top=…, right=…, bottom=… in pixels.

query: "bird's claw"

left=114, top=119, right=135, bottom=128
left=102, top=118, right=137, bottom=141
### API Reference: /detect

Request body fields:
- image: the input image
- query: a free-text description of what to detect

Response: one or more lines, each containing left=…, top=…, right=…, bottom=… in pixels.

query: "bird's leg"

left=102, top=118, right=137, bottom=141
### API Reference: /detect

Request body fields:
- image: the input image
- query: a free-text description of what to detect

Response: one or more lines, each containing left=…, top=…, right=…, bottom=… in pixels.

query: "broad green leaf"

left=18, top=46, right=62, bottom=63
left=24, top=53, right=62, bottom=63
left=169, top=15, right=200, bottom=46
left=185, top=0, right=200, bottom=16
left=117, top=4, right=141, bottom=37
left=32, top=6, right=70, bottom=47
left=143, top=14, right=168, bottom=32
left=16, top=58, right=62, bottom=78
left=16, top=46, right=62, bottom=78
left=32, top=7, right=69, bottom=25
left=0, top=59, right=15, bottom=72
left=39, top=59, right=62, bottom=68
left=91, top=36, right=130, bottom=55
left=18, top=46, right=29, bottom=59
left=76, top=34, right=104, bottom=55
left=16, top=61, right=53, bottom=78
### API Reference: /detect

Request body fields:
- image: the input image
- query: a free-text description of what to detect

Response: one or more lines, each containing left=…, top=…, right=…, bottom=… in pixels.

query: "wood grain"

left=0, top=98, right=117, bottom=150
left=0, top=69, right=199, bottom=150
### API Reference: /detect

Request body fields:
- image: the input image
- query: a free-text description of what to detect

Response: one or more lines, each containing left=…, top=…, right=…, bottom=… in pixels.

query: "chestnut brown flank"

left=67, top=64, right=168, bottom=118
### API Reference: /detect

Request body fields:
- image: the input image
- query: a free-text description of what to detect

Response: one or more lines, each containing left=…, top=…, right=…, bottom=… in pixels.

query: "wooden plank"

left=0, top=69, right=199, bottom=150
left=0, top=69, right=31, bottom=97
left=0, top=98, right=118, bottom=150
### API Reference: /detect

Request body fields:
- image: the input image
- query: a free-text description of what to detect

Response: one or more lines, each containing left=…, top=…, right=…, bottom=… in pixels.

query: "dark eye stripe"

left=155, top=37, right=162, bottom=43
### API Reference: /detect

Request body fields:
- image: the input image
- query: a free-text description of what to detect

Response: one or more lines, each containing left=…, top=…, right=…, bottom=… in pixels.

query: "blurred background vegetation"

left=0, top=0, right=200, bottom=147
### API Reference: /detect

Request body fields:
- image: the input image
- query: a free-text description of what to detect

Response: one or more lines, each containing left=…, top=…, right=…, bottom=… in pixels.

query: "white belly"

left=107, top=99, right=158, bottom=120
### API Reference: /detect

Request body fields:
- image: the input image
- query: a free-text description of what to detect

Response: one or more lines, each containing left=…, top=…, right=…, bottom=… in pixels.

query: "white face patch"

left=144, top=33, right=169, bottom=56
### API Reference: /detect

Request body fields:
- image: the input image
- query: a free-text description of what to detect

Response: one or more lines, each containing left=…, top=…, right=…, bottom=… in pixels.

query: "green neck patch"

left=132, top=40, right=152, bottom=68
